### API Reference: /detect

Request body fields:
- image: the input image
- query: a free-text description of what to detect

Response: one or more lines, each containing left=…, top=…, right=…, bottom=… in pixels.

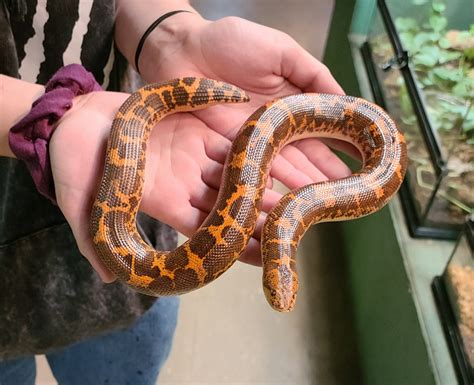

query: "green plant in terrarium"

left=368, top=0, right=474, bottom=221
left=394, top=1, right=474, bottom=145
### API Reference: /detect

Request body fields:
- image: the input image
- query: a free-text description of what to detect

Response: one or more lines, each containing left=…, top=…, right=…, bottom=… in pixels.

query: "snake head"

left=263, top=267, right=299, bottom=312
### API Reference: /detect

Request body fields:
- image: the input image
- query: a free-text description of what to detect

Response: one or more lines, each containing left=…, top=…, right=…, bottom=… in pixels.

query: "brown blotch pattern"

left=90, top=80, right=407, bottom=314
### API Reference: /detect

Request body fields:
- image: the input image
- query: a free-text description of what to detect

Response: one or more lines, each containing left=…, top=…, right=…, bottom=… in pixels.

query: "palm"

left=49, top=17, right=352, bottom=279
left=143, top=17, right=357, bottom=265
left=49, top=90, right=269, bottom=279
left=147, top=16, right=351, bottom=189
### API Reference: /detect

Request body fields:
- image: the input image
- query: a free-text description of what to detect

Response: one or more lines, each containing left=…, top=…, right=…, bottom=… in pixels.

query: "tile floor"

left=159, top=224, right=362, bottom=385
left=37, top=222, right=361, bottom=385
left=36, top=1, right=362, bottom=384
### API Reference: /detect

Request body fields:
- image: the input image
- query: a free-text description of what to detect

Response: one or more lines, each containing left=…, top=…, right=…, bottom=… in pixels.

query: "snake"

left=90, top=77, right=407, bottom=312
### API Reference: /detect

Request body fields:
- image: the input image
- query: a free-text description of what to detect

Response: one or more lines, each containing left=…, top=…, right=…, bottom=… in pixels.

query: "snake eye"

left=271, top=289, right=277, bottom=297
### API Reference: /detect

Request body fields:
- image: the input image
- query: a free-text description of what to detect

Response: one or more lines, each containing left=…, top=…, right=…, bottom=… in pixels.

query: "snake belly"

left=90, top=77, right=407, bottom=311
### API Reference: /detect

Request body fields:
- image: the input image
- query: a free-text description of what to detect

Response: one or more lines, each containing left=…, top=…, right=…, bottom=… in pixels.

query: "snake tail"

left=258, top=94, right=407, bottom=312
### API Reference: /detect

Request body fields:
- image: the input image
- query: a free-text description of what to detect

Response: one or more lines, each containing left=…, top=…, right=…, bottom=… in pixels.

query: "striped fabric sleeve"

left=5, top=0, right=116, bottom=89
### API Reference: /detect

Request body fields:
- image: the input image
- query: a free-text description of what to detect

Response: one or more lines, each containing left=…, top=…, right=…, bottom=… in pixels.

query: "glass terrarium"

left=433, top=216, right=473, bottom=384
left=359, top=0, right=473, bottom=239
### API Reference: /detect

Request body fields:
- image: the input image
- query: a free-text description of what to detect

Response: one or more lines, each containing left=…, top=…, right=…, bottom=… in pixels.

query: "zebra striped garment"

left=1, top=0, right=120, bottom=89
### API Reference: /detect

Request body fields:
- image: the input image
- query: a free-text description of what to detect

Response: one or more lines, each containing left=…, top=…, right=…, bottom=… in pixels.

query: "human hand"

left=139, top=15, right=354, bottom=263
left=50, top=89, right=276, bottom=281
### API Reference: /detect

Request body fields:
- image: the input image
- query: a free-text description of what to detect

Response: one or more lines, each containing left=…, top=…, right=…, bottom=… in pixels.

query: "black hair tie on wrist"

left=134, top=10, right=193, bottom=75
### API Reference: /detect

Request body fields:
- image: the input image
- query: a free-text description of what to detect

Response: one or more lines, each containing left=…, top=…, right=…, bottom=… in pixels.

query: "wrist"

left=0, top=75, right=45, bottom=158
left=115, top=1, right=206, bottom=81
left=138, top=12, right=207, bottom=82
left=7, top=64, right=102, bottom=203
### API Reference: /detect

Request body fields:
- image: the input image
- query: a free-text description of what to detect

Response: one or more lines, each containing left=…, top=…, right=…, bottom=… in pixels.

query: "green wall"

left=341, top=209, right=435, bottom=384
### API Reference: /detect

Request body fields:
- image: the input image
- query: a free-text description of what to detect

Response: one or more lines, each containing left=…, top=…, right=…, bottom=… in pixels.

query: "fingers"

left=269, top=151, right=320, bottom=189
left=268, top=138, right=354, bottom=192
left=280, top=41, right=345, bottom=95
left=202, top=129, right=275, bottom=190
left=76, top=235, right=117, bottom=283
left=74, top=232, right=116, bottom=283
left=238, top=238, right=263, bottom=266
left=189, top=182, right=219, bottom=216
left=194, top=103, right=252, bottom=141
left=58, top=195, right=116, bottom=283
left=292, top=138, right=352, bottom=180
left=203, top=124, right=232, bottom=162
left=319, top=138, right=362, bottom=161
left=270, top=145, right=328, bottom=189
left=176, top=206, right=209, bottom=237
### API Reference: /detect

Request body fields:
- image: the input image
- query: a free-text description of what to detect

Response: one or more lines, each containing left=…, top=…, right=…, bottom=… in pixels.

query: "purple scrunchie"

left=8, top=64, right=102, bottom=203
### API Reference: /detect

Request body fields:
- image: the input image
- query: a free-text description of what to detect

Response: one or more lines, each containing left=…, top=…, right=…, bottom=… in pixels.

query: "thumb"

left=280, top=42, right=345, bottom=95
left=56, top=188, right=117, bottom=283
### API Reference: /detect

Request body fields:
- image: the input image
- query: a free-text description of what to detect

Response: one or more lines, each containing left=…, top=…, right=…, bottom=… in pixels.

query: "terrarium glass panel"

left=367, top=10, right=437, bottom=218
left=363, top=0, right=473, bottom=237
left=442, top=218, right=474, bottom=378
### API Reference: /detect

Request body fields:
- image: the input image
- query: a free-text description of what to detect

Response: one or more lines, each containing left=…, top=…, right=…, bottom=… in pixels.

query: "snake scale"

left=90, top=77, right=407, bottom=312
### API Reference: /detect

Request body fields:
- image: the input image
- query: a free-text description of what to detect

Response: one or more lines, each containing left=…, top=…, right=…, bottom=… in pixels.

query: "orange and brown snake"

left=90, top=77, right=407, bottom=312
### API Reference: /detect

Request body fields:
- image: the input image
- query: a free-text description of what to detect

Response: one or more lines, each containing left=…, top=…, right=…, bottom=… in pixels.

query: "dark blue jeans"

left=0, top=296, right=179, bottom=385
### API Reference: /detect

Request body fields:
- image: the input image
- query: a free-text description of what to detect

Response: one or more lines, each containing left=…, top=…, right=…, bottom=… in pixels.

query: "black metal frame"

left=358, top=0, right=462, bottom=240
left=377, top=0, right=444, bottom=171
left=432, top=276, right=473, bottom=385
left=432, top=218, right=473, bottom=383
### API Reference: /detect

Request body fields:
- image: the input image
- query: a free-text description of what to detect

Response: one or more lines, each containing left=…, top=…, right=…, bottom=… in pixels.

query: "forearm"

left=115, top=0, right=203, bottom=81
left=0, top=75, right=44, bottom=157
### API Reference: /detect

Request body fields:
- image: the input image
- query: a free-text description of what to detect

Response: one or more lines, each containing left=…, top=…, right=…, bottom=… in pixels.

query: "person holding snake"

left=0, top=0, right=361, bottom=383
